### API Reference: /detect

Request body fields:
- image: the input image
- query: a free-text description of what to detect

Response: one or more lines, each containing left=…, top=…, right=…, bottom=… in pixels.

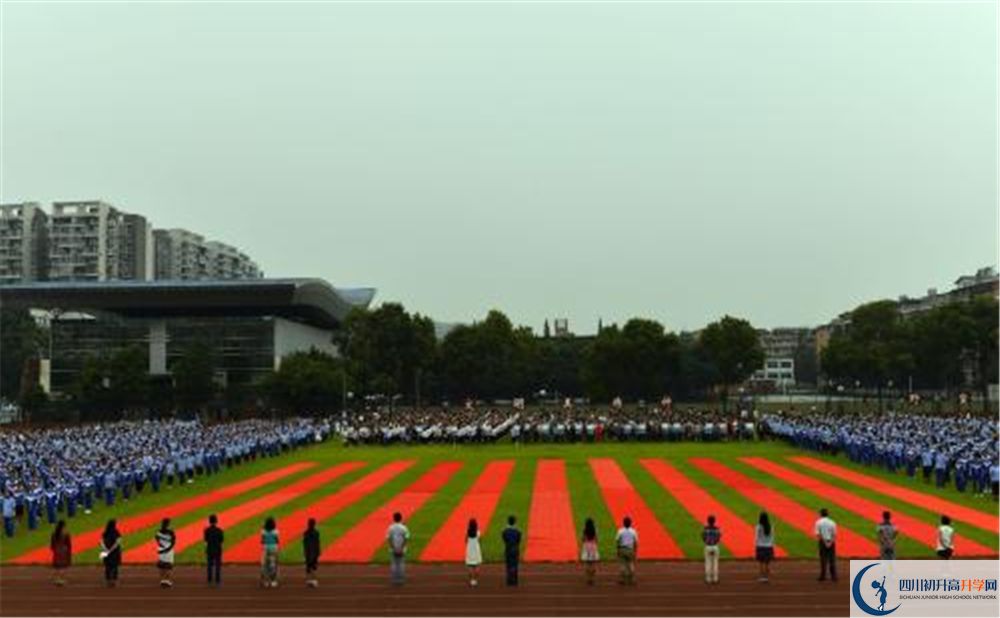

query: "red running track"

left=740, top=457, right=997, bottom=557
left=227, top=460, right=416, bottom=562
left=524, top=460, right=578, bottom=562
left=122, top=462, right=364, bottom=564
left=639, top=459, right=787, bottom=559
left=689, top=458, right=878, bottom=557
left=10, top=462, right=317, bottom=565
left=419, top=460, right=516, bottom=562
left=789, top=456, right=1000, bottom=534
left=320, top=462, right=463, bottom=562
left=589, top=458, right=683, bottom=559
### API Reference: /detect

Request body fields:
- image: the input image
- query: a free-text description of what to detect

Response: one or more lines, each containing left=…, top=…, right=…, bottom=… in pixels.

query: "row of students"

left=43, top=507, right=966, bottom=589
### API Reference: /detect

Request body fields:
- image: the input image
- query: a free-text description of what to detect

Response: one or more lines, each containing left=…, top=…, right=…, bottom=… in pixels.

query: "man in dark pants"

left=203, top=514, right=224, bottom=586
left=814, top=508, right=838, bottom=582
left=501, top=515, right=522, bottom=586
left=303, top=518, right=321, bottom=588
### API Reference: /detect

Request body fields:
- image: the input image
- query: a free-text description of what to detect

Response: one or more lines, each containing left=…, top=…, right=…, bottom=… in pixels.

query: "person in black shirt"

left=501, top=515, right=522, bottom=586
left=100, top=519, right=122, bottom=587
left=203, top=514, right=224, bottom=586
left=303, top=518, right=321, bottom=588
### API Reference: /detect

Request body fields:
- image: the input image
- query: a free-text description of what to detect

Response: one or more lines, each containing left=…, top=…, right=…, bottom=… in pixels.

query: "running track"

left=589, top=459, right=683, bottom=559
left=320, top=462, right=463, bottom=562
left=10, top=462, right=316, bottom=565
left=227, top=460, right=417, bottom=562
left=122, top=462, right=364, bottom=564
left=524, top=460, right=578, bottom=562
left=639, top=459, right=786, bottom=559
left=420, top=461, right=516, bottom=562
left=689, top=458, right=879, bottom=557
left=789, top=456, right=1000, bottom=533
left=740, top=457, right=997, bottom=557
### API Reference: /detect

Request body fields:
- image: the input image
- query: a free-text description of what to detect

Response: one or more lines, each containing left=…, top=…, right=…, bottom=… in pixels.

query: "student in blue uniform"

left=3, top=493, right=16, bottom=537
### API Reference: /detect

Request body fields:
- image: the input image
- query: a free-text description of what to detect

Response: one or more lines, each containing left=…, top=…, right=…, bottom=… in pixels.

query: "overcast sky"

left=2, top=1, right=996, bottom=333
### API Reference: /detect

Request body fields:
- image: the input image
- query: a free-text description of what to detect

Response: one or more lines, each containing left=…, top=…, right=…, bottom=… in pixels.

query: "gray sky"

left=2, top=1, right=997, bottom=333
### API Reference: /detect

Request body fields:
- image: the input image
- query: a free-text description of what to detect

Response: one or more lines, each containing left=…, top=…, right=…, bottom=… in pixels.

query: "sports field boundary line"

left=9, top=461, right=318, bottom=565
left=638, top=459, right=787, bottom=559
left=320, top=462, right=464, bottom=563
left=225, top=460, right=416, bottom=562
left=589, top=458, right=683, bottom=559
left=122, top=462, right=364, bottom=564
left=740, top=457, right=997, bottom=557
left=788, top=456, right=1000, bottom=533
left=689, top=457, right=878, bottom=557
left=524, top=459, right=578, bottom=563
left=419, top=460, right=516, bottom=562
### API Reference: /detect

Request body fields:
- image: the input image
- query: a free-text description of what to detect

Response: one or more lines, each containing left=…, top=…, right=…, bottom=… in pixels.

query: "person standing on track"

left=386, top=511, right=410, bottom=586
left=702, top=514, right=721, bottom=585
left=936, top=515, right=954, bottom=559
left=615, top=516, right=638, bottom=586
left=465, top=518, right=482, bottom=587
left=50, top=520, right=72, bottom=586
left=501, top=515, right=521, bottom=586
left=754, top=511, right=774, bottom=583
left=303, top=518, right=321, bottom=588
left=155, top=518, right=176, bottom=588
left=204, top=514, right=224, bottom=587
left=814, top=508, right=838, bottom=582
left=100, top=519, right=122, bottom=587
left=876, top=511, right=897, bottom=560
left=260, top=516, right=280, bottom=588
left=581, top=518, right=600, bottom=586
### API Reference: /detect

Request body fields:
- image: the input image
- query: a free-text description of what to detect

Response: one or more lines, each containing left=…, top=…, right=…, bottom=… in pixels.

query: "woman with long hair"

left=260, top=516, right=280, bottom=588
left=50, top=520, right=72, bottom=586
left=580, top=518, right=600, bottom=585
left=754, top=511, right=775, bottom=582
left=464, top=518, right=482, bottom=587
left=100, top=519, right=122, bottom=587
left=155, top=517, right=176, bottom=588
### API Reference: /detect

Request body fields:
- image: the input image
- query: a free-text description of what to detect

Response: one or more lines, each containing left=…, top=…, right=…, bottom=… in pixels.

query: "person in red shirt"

left=50, top=520, right=72, bottom=586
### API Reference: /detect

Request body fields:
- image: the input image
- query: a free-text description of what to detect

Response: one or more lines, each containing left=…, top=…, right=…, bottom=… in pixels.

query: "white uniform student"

left=936, top=516, right=955, bottom=559
left=155, top=518, right=176, bottom=588
left=615, top=517, right=639, bottom=585
left=386, top=513, right=410, bottom=585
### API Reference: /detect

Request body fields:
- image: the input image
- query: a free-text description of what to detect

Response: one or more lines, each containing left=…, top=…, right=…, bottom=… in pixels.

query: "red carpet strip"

left=789, top=456, right=1000, bottom=534
left=524, top=460, right=579, bottom=562
left=639, top=459, right=787, bottom=559
left=420, top=460, right=516, bottom=562
left=589, top=458, right=684, bottom=559
left=10, top=461, right=317, bottom=564
left=122, top=462, right=364, bottom=564
left=689, top=457, right=878, bottom=557
left=226, top=460, right=415, bottom=562
left=740, top=457, right=996, bottom=557
left=320, top=462, right=463, bottom=562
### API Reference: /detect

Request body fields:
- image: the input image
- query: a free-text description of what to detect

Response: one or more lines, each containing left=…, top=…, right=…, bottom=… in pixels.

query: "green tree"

left=581, top=318, right=680, bottom=401
left=259, top=349, right=347, bottom=415
left=699, top=315, right=764, bottom=411
left=0, top=308, right=44, bottom=402
left=172, top=343, right=216, bottom=412
left=964, top=296, right=999, bottom=412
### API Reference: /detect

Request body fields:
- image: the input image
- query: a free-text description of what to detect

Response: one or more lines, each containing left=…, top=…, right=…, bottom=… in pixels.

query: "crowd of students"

left=761, top=410, right=1000, bottom=497
left=337, top=404, right=758, bottom=445
left=1, top=418, right=333, bottom=538
left=39, top=504, right=968, bottom=590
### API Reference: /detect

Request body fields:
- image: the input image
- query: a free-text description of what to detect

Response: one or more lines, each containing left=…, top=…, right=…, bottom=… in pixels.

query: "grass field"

left=1, top=440, right=997, bottom=565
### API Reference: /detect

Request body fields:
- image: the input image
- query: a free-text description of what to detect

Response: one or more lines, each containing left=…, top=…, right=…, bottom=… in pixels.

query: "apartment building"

left=0, top=202, right=49, bottom=284
left=154, top=229, right=261, bottom=280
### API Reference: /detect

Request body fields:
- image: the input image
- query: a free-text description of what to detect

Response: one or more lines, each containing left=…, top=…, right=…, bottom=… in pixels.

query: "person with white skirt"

left=465, top=518, right=482, bottom=587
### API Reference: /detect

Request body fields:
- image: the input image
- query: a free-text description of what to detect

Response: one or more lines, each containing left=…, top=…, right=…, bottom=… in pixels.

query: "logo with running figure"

left=852, top=563, right=901, bottom=616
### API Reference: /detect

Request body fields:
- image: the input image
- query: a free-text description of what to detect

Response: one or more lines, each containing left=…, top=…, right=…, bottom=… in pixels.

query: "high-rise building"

left=154, top=228, right=261, bottom=280
left=48, top=200, right=151, bottom=282
left=0, top=202, right=50, bottom=285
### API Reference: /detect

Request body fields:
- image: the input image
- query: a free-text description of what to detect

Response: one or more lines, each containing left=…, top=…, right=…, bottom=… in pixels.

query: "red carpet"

left=741, top=457, right=997, bottom=557
left=122, top=462, right=364, bottom=564
left=226, top=460, right=416, bottom=562
left=689, top=458, right=878, bottom=557
left=524, top=460, right=578, bottom=562
left=639, top=459, right=787, bottom=559
left=789, top=456, right=1000, bottom=534
left=320, top=462, right=463, bottom=562
left=9, top=461, right=317, bottom=565
left=589, top=458, right=683, bottom=559
left=419, top=460, right=516, bottom=562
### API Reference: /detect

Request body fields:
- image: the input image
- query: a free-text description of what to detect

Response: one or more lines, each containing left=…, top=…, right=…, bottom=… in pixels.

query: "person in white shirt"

left=754, top=511, right=775, bottom=582
left=814, top=508, right=838, bottom=582
left=386, top=512, right=410, bottom=585
left=615, top=516, right=639, bottom=586
left=936, top=515, right=954, bottom=559
left=464, top=518, right=482, bottom=586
